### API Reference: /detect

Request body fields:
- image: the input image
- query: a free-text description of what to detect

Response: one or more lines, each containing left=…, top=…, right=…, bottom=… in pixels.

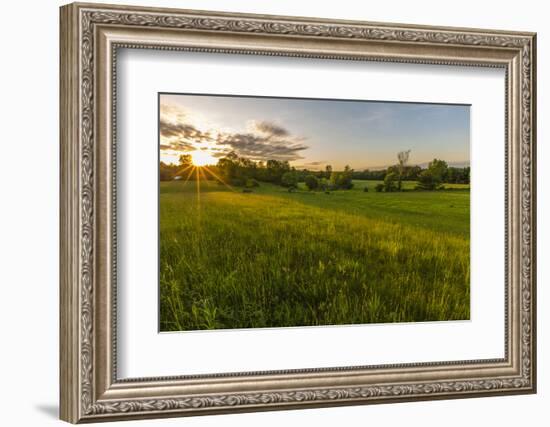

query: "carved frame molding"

left=60, top=2, right=536, bottom=423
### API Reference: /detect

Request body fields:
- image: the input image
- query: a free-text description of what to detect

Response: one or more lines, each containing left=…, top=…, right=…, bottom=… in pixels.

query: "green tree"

left=178, top=154, right=192, bottom=167
left=428, top=159, right=448, bottom=181
left=217, top=152, right=240, bottom=184
left=396, top=149, right=411, bottom=191
left=462, top=166, right=471, bottom=184
left=447, top=167, right=457, bottom=183
left=159, top=161, right=179, bottom=181
left=407, top=165, right=422, bottom=180
left=304, top=174, right=319, bottom=190
left=266, top=159, right=290, bottom=184
left=325, top=164, right=333, bottom=179
left=329, top=165, right=354, bottom=190
left=340, top=165, right=354, bottom=189
left=416, top=170, right=437, bottom=190
left=416, top=159, right=448, bottom=190
left=281, top=171, right=299, bottom=188
left=384, top=171, right=398, bottom=192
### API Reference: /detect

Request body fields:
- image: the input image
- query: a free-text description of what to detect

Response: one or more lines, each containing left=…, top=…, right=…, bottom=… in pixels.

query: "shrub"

left=329, top=166, right=354, bottom=190
left=231, top=177, right=245, bottom=187
left=363, top=185, right=368, bottom=192
left=375, top=183, right=384, bottom=192
left=245, top=178, right=259, bottom=188
left=318, top=178, right=329, bottom=192
left=242, top=188, right=253, bottom=193
left=304, top=174, right=319, bottom=191
left=384, top=172, right=398, bottom=192
left=416, top=170, right=441, bottom=191
left=281, top=171, right=299, bottom=188
left=416, top=159, right=448, bottom=191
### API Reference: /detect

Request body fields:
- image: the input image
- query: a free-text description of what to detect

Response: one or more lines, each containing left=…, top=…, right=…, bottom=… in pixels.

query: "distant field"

left=350, top=179, right=470, bottom=192
left=159, top=179, right=470, bottom=331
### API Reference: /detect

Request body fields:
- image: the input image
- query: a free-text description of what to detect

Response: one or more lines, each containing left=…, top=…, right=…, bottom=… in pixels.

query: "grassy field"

left=159, top=179, right=470, bottom=331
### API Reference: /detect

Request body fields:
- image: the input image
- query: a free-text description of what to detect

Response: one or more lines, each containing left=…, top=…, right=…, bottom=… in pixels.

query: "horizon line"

left=160, top=156, right=471, bottom=170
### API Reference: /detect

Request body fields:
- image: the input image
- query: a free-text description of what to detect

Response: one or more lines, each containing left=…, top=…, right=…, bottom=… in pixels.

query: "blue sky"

left=159, top=93, right=470, bottom=170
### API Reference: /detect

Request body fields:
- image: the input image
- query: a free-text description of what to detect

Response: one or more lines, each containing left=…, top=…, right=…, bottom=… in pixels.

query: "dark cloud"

left=160, top=104, right=209, bottom=154
left=159, top=110, right=308, bottom=162
left=218, top=133, right=308, bottom=161
left=159, top=118, right=214, bottom=154
left=252, top=121, right=290, bottom=137
left=167, top=140, right=195, bottom=151
left=212, top=151, right=229, bottom=158
left=160, top=119, right=212, bottom=143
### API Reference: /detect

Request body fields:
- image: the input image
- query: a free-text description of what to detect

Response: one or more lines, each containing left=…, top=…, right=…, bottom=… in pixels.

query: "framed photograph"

left=60, top=2, right=537, bottom=423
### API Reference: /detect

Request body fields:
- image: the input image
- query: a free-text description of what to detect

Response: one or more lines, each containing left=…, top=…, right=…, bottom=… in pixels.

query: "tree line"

left=159, top=150, right=469, bottom=192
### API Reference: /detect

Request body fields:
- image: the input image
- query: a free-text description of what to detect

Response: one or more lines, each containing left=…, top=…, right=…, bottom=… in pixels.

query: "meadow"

left=159, top=179, right=470, bottom=331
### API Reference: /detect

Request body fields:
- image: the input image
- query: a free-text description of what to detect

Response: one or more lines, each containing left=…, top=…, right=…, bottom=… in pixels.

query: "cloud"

left=159, top=103, right=214, bottom=152
left=159, top=119, right=201, bottom=152
left=159, top=103, right=309, bottom=162
left=216, top=131, right=308, bottom=161
left=251, top=120, right=290, bottom=137
left=160, top=103, right=187, bottom=123
left=160, top=119, right=212, bottom=144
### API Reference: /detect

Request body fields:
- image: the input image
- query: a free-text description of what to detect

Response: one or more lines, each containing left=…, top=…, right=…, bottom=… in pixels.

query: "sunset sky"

left=159, top=93, right=470, bottom=170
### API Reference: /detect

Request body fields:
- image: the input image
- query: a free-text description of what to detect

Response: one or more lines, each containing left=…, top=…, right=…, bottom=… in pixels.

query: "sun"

left=190, top=150, right=216, bottom=167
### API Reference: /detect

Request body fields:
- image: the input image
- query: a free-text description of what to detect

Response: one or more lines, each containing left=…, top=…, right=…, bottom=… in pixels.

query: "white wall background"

left=0, top=0, right=545, bottom=425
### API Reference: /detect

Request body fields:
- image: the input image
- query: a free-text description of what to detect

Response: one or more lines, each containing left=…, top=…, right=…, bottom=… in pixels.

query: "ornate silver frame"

left=60, top=2, right=537, bottom=423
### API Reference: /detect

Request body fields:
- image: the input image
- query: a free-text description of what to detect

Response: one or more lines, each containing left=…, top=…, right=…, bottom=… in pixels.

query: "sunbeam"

left=175, top=163, right=194, bottom=177
left=195, top=166, right=201, bottom=210
left=181, top=165, right=196, bottom=186
left=202, top=166, right=238, bottom=192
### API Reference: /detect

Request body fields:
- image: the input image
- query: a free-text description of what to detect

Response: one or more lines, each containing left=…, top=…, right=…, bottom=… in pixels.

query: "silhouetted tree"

left=325, top=164, right=333, bottom=179
left=396, top=149, right=411, bottom=190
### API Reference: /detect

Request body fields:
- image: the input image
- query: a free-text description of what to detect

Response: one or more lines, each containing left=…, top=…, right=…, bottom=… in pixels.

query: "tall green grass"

left=160, top=180, right=470, bottom=331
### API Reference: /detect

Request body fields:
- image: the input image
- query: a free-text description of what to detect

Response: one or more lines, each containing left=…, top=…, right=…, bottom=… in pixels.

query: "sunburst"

left=190, top=150, right=216, bottom=167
